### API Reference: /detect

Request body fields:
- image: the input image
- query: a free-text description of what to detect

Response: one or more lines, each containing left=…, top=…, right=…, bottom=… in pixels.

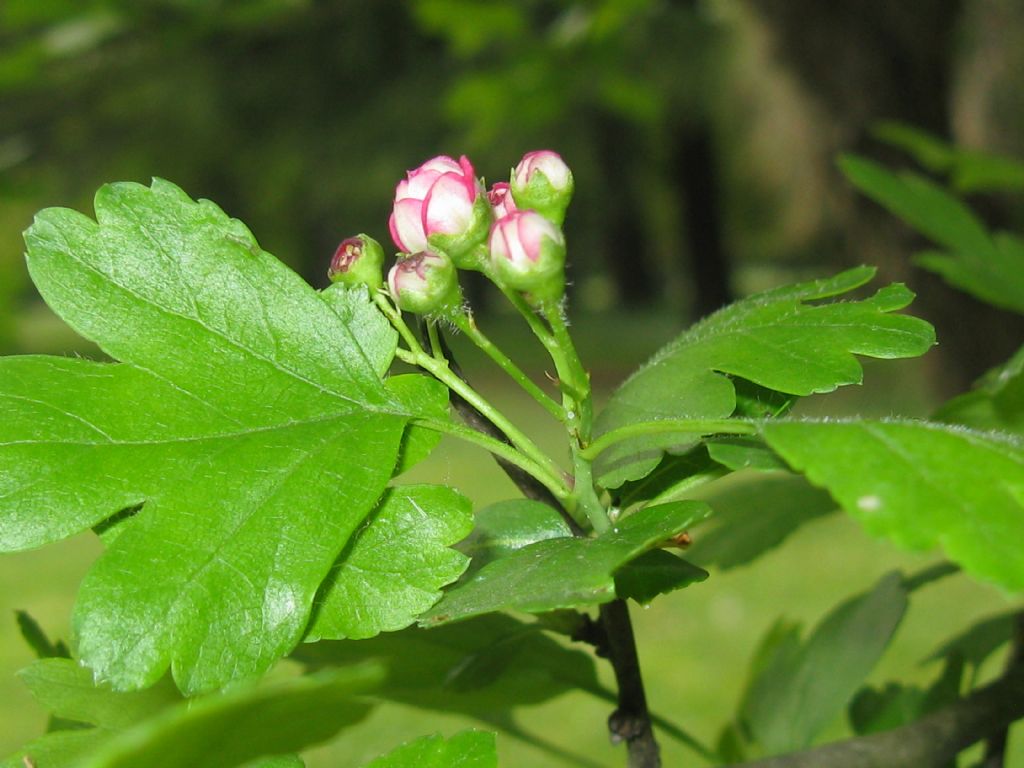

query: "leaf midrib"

left=0, top=406, right=394, bottom=449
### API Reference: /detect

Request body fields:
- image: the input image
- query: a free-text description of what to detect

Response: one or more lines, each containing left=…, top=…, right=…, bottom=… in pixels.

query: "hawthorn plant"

left=1, top=145, right=1022, bottom=768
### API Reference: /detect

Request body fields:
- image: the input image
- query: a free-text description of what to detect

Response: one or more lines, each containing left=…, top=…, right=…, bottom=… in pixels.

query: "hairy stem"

left=411, top=416, right=570, bottom=502
left=580, top=419, right=759, bottom=462
left=428, top=328, right=587, bottom=534
left=393, top=346, right=565, bottom=488
left=450, top=311, right=565, bottom=421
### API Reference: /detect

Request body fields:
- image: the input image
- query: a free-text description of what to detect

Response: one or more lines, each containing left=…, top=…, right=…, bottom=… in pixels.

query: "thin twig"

left=600, top=599, right=662, bottom=768
left=979, top=611, right=1024, bottom=767
left=721, top=664, right=1024, bottom=768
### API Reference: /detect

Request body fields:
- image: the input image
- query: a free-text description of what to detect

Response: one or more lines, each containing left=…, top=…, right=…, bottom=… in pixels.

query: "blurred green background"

left=1, top=0, right=1023, bottom=764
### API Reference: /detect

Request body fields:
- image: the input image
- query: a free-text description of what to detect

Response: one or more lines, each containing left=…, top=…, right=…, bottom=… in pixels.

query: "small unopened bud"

left=488, top=181, right=518, bottom=219
left=328, top=234, right=384, bottom=289
left=489, top=210, right=566, bottom=304
left=510, top=150, right=574, bottom=225
left=387, top=251, right=462, bottom=315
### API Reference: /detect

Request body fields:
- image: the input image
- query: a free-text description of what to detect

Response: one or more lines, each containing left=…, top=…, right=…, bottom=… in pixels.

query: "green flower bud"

left=387, top=251, right=462, bottom=316
left=489, top=210, right=566, bottom=305
left=426, top=193, right=494, bottom=271
left=328, top=235, right=384, bottom=290
left=509, top=150, right=574, bottom=226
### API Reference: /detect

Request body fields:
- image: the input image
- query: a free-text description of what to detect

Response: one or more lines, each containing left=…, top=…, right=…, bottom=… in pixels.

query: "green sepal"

left=510, top=168, right=574, bottom=227
left=427, top=196, right=493, bottom=271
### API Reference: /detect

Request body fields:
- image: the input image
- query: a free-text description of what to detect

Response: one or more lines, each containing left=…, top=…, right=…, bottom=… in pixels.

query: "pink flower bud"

left=327, top=234, right=384, bottom=290
left=510, top=150, right=574, bottom=226
left=487, top=182, right=518, bottom=219
left=388, top=155, right=492, bottom=269
left=387, top=251, right=462, bottom=315
left=489, top=210, right=566, bottom=304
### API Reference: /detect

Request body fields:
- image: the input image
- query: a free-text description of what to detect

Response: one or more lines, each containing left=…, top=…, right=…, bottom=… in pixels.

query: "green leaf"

left=595, top=267, right=934, bottom=486
left=3, top=180, right=450, bottom=693
left=306, top=485, right=474, bottom=641
left=15, top=610, right=70, bottom=659
left=952, top=152, right=1024, bottom=194
left=762, top=420, right=1024, bottom=591
left=870, top=121, right=956, bottom=174
left=363, top=731, right=497, bottom=768
left=687, top=474, right=836, bottom=571
left=874, top=122, right=1024, bottom=194
left=924, top=610, right=1020, bottom=670
left=387, top=374, right=449, bottom=477
left=743, top=572, right=908, bottom=754
left=935, top=345, right=1024, bottom=433
left=17, top=659, right=180, bottom=731
left=318, top=283, right=397, bottom=378
left=849, top=654, right=963, bottom=737
left=246, top=758, right=303, bottom=768
left=456, top=499, right=572, bottom=575
left=2, top=730, right=109, bottom=768
left=705, top=437, right=787, bottom=472
left=839, top=155, right=1024, bottom=313
left=420, top=501, right=710, bottom=625
left=839, top=155, right=994, bottom=257
left=1, top=728, right=306, bottom=768
left=5, top=660, right=307, bottom=768
left=848, top=682, right=926, bottom=736
left=613, top=549, right=708, bottom=604
left=613, top=447, right=721, bottom=508
left=294, top=614, right=608, bottom=714
left=451, top=499, right=700, bottom=611
left=73, top=666, right=378, bottom=768
left=914, top=237, right=1024, bottom=314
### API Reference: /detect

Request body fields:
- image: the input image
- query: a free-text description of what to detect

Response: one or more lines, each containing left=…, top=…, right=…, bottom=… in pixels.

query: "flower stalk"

left=371, top=148, right=665, bottom=768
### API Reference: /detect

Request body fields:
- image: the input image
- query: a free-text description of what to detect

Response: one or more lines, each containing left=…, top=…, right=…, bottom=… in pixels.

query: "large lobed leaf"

left=762, top=420, right=1024, bottom=591
left=306, top=485, right=474, bottom=641
left=594, top=267, right=934, bottom=486
left=1, top=180, right=453, bottom=693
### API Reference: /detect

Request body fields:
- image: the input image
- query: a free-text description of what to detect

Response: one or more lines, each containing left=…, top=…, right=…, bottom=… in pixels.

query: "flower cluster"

left=329, top=150, right=574, bottom=315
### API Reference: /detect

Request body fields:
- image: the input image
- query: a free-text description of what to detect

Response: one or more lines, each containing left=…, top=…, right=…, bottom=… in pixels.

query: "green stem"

left=380, top=291, right=572, bottom=518
left=426, top=320, right=445, bottom=360
left=543, top=304, right=593, bottom=441
left=395, top=347, right=566, bottom=492
left=495, top=291, right=609, bottom=532
left=581, top=420, right=759, bottom=462
left=410, top=417, right=571, bottom=502
left=373, top=291, right=422, bottom=355
left=572, top=451, right=611, bottom=533
left=450, top=312, right=565, bottom=421
left=498, top=285, right=563, bottom=359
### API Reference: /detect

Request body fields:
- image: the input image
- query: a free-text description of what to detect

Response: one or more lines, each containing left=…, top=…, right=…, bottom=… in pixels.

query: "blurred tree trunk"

left=671, top=124, right=732, bottom=319
left=593, top=113, right=657, bottom=308
left=751, top=0, right=1024, bottom=395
